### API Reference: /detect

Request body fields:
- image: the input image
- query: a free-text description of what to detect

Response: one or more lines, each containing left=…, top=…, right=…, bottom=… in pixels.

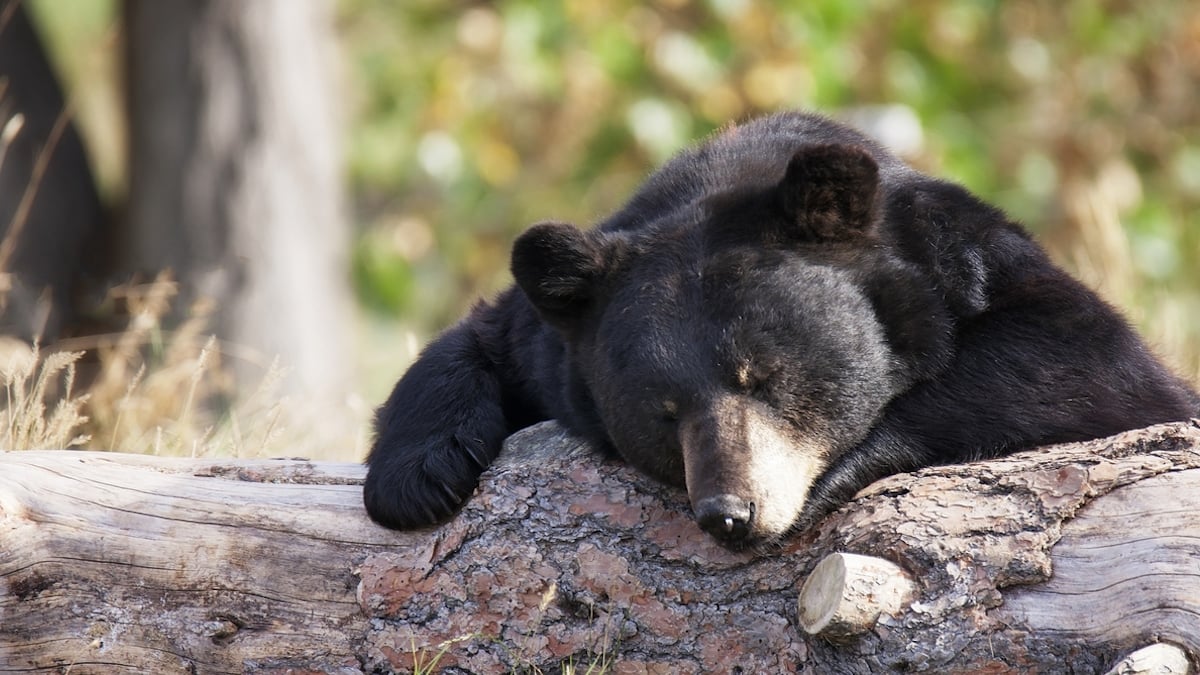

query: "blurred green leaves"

left=339, top=0, right=1199, bottom=379
left=27, top=0, right=1200, bottom=380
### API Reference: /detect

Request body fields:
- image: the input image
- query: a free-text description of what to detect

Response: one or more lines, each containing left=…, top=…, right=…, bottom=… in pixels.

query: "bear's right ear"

left=777, top=144, right=881, bottom=240
left=511, top=221, right=609, bottom=326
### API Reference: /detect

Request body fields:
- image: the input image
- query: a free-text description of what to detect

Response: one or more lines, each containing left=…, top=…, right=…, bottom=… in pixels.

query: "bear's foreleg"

left=363, top=320, right=515, bottom=530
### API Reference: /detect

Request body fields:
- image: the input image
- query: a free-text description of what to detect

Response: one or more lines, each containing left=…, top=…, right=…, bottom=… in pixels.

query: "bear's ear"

left=777, top=144, right=880, bottom=240
left=511, top=221, right=609, bottom=325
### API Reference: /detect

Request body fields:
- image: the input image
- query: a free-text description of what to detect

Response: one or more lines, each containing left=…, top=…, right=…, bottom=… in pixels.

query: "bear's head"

left=512, top=142, right=960, bottom=548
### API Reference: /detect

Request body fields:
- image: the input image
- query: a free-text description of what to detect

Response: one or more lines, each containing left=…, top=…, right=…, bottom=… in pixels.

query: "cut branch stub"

left=797, top=551, right=917, bottom=640
left=1101, top=643, right=1192, bottom=675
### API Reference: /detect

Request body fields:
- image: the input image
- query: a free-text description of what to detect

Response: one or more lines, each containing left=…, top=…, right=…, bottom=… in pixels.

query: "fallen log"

left=1, top=420, right=1198, bottom=673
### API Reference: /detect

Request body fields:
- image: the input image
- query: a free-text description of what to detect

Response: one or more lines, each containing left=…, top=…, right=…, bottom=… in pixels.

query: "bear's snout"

left=681, top=394, right=828, bottom=546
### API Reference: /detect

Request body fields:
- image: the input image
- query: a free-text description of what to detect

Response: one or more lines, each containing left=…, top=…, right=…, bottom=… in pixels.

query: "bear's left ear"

left=777, top=144, right=880, bottom=240
left=511, top=221, right=611, bottom=327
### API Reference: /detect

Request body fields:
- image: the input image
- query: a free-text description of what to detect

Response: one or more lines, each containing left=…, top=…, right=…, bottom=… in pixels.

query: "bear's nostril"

left=693, top=494, right=754, bottom=542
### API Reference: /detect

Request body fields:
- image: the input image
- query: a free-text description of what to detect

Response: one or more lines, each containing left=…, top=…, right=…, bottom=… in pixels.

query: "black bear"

left=364, top=111, right=1198, bottom=548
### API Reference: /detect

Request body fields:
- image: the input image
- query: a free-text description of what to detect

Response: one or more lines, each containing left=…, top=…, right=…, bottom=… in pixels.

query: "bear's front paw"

left=363, top=432, right=493, bottom=530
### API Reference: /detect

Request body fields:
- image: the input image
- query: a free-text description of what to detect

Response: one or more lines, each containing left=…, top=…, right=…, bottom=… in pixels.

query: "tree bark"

left=1, top=421, right=1198, bottom=674
left=121, top=0, right=352, bottom=397
left=0, top=0, right=105, bottom=341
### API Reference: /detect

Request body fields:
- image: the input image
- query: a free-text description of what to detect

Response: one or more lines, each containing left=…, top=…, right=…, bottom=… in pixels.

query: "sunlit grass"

left=0, top=339, right=90, bottom=450
left=0, top=275, right=295, bottom=457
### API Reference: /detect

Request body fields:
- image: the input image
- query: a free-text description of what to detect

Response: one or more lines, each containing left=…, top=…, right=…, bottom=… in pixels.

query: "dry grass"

left=0, top=97, right=362, bottom=459
left=0, top=274, right=298, bottom=457
left=0, top=339, right=89, bottom=450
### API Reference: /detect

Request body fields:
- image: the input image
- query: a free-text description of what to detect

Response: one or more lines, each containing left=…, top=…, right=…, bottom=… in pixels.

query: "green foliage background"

left=338, top=0, right=1200, bottom=380
left=30, top=0, right=1200, bottom=383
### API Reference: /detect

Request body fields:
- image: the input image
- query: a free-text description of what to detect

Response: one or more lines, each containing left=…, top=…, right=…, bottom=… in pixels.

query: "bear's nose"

left=693, top=494, right=754, bottom=542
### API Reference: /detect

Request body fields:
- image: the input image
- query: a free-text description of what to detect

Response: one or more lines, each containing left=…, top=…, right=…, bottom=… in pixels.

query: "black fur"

left=364, top=111, right=1198, bottom=546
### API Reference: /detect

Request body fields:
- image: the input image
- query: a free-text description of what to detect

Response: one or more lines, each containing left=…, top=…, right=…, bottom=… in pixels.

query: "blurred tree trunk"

left=0, top=0, right=105, bottom=341
left=122, top=0, right=352, bottom=399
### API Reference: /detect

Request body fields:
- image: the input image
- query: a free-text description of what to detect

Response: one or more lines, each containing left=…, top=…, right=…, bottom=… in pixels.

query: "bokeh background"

left=5, top=0, right=1199, bottom=460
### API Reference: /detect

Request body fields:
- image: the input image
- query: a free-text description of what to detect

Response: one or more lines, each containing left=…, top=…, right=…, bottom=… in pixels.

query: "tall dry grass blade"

left=109, top=362, right=146, bottom=450
left=255, top=399, right=287, bottom=457
left=44, top=349, right=90, bottom=448
left=189, top=423, right=215, bottom=459
left=177, top=335, right=216, bottom=440
left=0, top=112, right=25, bottom=175
left=1, top=342, right=36, bottom=448
left=244, top=357, right=288, bottom=457
left=0, top=2, right=20, bottom=34
left=45, top=393, right=91, bottom=448
left=0, top=105, right=73, bottom=275
left=0, top=344, right=88, bottom=450
left=11, top=347, right=50, bottom=447
left=27, top=350, right=86, bottom=448
left=226, top=406, right=244, bottom=457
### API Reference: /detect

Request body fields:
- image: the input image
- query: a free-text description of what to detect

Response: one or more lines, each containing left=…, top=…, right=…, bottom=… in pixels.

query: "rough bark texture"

left=1, top=420, right=1198, bottom=674
left=122, top=0, right=352, bottom=396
